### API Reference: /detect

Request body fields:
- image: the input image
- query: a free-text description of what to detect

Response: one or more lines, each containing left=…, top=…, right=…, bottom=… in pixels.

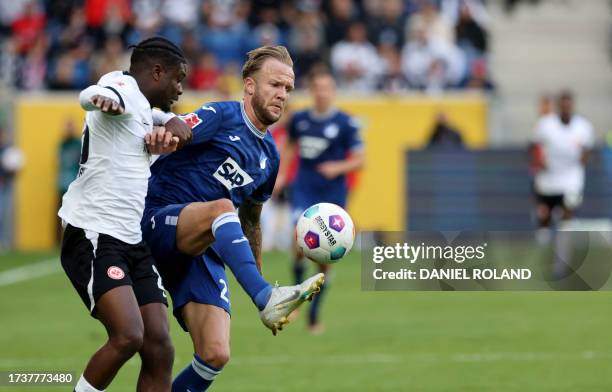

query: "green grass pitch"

left=1, top=250, right=612, bottom=391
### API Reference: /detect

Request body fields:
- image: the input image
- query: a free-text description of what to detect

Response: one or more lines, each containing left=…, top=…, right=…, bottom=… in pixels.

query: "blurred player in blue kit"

left=276, top=68, right=365, bottom=334
left=141, top=46, right=325, bottom=392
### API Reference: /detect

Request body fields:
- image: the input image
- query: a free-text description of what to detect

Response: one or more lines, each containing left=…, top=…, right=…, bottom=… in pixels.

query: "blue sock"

left=293, top=260, right=305, bottom=285
left=309, top=282, right=327, bottom=326
left=212, top=212, right=272, bottom=310
left=172, top=354, right=221, bottom=392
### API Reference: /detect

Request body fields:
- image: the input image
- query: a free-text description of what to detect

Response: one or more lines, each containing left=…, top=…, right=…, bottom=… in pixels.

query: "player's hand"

left=145, top=126, right=180, bottom=154
left=316, top=161, right=344, bottom=180
left=165, top=116, right=192, bottom=148
left=91, top=94, right=124, bottom=115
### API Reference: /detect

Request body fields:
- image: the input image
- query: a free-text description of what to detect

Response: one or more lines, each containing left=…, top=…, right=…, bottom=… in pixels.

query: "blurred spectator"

left=84, top=0, right=131, bottom=45
left=409, top=0, right=454, bottom=46
left=455, top=1, right=488, bottom=54
left=0, top=0, right=495, bottom=92
left=251, top=7, right=284, bottom=47
left=427, top=112, right=464, bottom=149
left=288, top=6, right=326, bottom=84
left=401, top=24, right=466, bottom=93
left=197, top=0, right=252, bottom=67
left=441, top=0, right=489, bottom=29
left=91, top=34, right=129, bottom=80
left=189, top=51, right=222, bottom=91
left=180, top=30, right=201, bottom=64
left=159, top=0, right=199, bottom=44
left=11, top=1, right=46, bottom=54
left=323, top=0, right=361, bottom=47
left=54, top=6, right=88, bottom=52
left=57, top=118, right=81, bottom=242
left=377, top=43, right=410, bottom=93
left=1, top=38, right=20, bottom=86
left=330, top=21, right=383, bottom=92
left=48, top=39, right=93, bottom=90
left=367, top=0, right=406, bottom=49
left=17, top=34, right=48, bottom=90
left=0, top=0, right=30, bottom=30
left=130, top=0, right=164, bottom=43
left=460, top=58, right=494, bottom=92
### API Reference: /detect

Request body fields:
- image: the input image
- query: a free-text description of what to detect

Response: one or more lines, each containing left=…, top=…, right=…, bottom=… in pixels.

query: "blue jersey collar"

left=241, top=101, right=266, bottom=139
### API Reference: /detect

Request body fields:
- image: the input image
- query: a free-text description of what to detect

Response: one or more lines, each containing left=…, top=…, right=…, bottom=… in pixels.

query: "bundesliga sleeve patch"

left=179, top=113, right=203, bottom=128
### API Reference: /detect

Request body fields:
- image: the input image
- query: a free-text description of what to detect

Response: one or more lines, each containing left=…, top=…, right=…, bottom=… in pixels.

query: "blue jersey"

left=145, top=101, right=280, bottom=209
left=288, top=109, right=362, bottom=196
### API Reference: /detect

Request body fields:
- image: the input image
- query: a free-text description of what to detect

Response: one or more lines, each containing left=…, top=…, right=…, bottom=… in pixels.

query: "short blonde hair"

left=242, top=46, right=293, bottom=80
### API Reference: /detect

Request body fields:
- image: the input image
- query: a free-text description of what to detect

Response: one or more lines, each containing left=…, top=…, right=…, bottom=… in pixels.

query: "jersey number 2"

left=219, top=279, right=229, bottom=303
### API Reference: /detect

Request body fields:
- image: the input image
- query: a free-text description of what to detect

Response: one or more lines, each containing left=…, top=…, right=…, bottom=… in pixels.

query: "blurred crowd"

left=0, top=0, right=494, bottom=95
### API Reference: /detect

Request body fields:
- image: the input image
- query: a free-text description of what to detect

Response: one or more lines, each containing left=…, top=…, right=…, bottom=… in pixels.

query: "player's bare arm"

left=239, top=198, right=264, bottom=273
left=316, top=149, right=365, bottom=180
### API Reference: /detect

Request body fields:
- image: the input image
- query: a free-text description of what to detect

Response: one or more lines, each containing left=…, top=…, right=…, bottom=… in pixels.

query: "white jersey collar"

left=240, top=101, right=266, bottom=139
left=309, top=107, right=338, bottom=122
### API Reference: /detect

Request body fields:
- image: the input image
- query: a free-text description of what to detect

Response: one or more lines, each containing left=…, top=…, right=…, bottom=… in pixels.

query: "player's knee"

left=198, top=342, right=230, bottom=369
left=143, top=330, right=174, bottom=365
left=109, top=330, right=144, bottom=358
left=212, top=198, right=235, bottom=218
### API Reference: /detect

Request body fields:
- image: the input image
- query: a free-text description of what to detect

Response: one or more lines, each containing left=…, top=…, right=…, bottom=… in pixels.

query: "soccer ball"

left=295, top=203, right=355, bottom=264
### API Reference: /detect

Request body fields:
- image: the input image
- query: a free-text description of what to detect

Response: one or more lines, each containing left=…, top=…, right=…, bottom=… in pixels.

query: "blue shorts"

left=142, top=203, right=231, bottom=331
left=289, top=190, right=347, bottom=224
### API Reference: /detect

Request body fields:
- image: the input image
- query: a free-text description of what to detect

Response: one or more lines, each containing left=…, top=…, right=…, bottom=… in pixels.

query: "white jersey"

left=58, top=71, right=154, bottom=244
left=533, top=114, right=594, bottom=197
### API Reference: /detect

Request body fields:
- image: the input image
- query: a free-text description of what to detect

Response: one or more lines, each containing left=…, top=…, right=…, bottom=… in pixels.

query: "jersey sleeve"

left=179, top=103, right=223, bottom=144
left=96, top=75, right=138, bottom=115
left=249, top=159, right=279, bottom=204
left=343, top=115, right=364, bottom=152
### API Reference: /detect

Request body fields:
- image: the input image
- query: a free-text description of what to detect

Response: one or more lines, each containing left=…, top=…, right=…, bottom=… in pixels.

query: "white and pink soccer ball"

left=295, top=203, right=355, bottom=264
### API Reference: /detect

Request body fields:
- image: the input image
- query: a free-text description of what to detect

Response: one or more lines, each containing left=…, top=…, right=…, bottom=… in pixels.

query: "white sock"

left=74, top=374, right=105, bottom=392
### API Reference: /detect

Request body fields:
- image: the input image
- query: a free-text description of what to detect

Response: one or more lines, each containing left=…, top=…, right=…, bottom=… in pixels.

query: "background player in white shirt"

left=58, top=37, right=192, bottom=392
left=531, top=90, right=595, bottom=228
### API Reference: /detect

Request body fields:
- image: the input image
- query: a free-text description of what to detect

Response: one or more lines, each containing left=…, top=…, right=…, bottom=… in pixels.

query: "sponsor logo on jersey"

left=298, top=136, right=330, bottom=159
left=214, top=157, right=254, bottom=190
left=179, top=113, right=202, bottom=128
left=229, top=135, right=241, bottom=141
left=107, top=266, right=125, bottom=280
left=201, top=105, right=217, bottom=114
left=259, top=155, right=267, bottom=169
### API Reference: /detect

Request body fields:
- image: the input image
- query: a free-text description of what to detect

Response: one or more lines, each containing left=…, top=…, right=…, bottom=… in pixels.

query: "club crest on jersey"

left=107, top=266, right=125, bottom=280
left=214, top=157, right=254, bottom=190
left=324, top=124, right=339, bottom=138
left=178, top=113, right=202, bottom=129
